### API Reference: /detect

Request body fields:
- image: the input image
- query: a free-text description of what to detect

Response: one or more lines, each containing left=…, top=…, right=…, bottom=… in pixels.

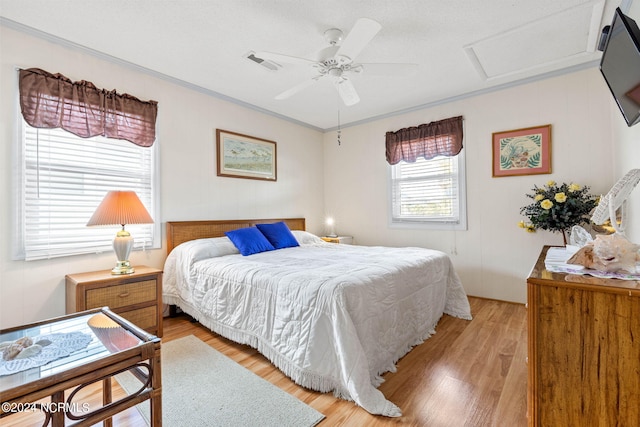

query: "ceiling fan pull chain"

left=337, top=110, right=341, bottom=146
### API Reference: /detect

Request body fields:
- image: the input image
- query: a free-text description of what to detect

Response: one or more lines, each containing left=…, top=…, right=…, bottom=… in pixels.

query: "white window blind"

left=16, top=121, right=158, bottom=261
left=390, top=151, right=466, bottom=229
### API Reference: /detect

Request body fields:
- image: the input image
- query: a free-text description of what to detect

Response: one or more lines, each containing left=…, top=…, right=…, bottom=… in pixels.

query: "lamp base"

left=112, top=230, right=134, bottom=275
left=112, top=261, right=135, bottom=275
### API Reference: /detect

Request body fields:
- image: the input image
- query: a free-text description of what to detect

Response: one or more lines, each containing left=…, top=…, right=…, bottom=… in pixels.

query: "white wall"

left=323, top=68, right=616, bottom=303
left=0, top=26, right=325, bottom=328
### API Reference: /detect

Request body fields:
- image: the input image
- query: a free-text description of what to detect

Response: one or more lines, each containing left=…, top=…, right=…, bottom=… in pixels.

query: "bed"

left=163, top=218, right=472, bottom=417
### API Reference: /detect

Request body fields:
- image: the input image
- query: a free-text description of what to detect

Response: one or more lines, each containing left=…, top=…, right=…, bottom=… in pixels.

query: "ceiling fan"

left=256, top=18, right=418, bottom=106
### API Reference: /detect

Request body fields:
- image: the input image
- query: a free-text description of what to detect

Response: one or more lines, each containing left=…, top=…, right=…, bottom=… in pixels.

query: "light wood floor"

left=4, top=297, right=528, bottom=426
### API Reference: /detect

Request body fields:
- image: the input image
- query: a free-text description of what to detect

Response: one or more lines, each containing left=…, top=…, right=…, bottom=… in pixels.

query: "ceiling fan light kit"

left=324, top=28, right=344, bottom=45
left=255, top=17, right=417, bottom=106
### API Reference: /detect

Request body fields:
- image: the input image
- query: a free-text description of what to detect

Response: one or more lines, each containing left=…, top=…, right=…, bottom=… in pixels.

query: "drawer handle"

left=118, top=291, right=130, bottom=298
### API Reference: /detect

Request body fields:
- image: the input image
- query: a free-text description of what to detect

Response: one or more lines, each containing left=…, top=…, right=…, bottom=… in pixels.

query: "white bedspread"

left=163, top=232, right=471, bottom=416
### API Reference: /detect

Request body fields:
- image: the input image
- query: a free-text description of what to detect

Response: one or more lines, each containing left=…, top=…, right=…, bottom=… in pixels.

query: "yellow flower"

left=554, top=192, right=567, bottom=203
left=519, top=221, right=536, bottom=232
left=547, top=180, right=556, bottom=187
left=540, top=199, right=553, bottom=210
left=568, top=183, right=581, bottom=192
left=534, top=194, right=544, bottom=201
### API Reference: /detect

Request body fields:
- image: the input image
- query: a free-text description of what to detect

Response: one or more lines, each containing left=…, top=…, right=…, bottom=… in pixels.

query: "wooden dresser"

left=66, top=266, right=163, bottom=337
left=527, top=246, right=640, bottom=426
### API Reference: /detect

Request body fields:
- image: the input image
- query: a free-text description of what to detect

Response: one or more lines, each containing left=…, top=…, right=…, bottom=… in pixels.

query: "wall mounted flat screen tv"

left=599, top=8, right=640, bottom=127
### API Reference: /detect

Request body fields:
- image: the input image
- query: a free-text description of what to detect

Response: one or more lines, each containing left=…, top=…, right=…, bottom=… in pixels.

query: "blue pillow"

left=225, top=227, right=275, bottom=256
left=256, top=222, right=299, bottom=249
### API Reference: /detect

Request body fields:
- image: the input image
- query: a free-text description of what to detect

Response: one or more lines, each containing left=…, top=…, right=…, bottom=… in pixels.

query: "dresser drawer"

left=66, top=266, right=163, bottom=337
left=119, top=306, right=157, bottom=331
left=86, top=280, right=157, bottom=310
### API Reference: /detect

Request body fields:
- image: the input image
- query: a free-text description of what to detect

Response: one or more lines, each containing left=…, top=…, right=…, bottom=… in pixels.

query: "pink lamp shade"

left=87, top=191, right=153, bottom=275
left=87, top=191, right=153, bottom=226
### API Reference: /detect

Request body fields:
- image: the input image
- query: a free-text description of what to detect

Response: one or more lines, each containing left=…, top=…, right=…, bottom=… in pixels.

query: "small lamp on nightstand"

left=325, top=217, right=337, bottom=238
left=87, top=191, right=154, bottom=275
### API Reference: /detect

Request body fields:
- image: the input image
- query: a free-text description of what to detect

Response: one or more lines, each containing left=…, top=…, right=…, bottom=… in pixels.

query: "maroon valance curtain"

left=19, top=68, right=158, bottom=147
left=385, top=116, right=463, bottom=165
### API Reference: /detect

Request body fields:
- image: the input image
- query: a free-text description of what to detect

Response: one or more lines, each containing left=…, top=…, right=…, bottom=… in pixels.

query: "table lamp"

left=325, top=217, right=337, bottom=238
left=87, top=191, right=154, bottom=275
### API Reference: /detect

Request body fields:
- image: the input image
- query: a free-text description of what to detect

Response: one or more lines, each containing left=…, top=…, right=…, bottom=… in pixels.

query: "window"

left=14, top=121, right=159, bottom=261
left=390, top=150, right=466, bottom=230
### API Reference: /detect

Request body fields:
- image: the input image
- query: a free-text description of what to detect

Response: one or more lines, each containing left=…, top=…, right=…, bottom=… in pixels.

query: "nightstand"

left=321, top=236, right=353, bottom=244
left=66, top=266, right=163, bottom=337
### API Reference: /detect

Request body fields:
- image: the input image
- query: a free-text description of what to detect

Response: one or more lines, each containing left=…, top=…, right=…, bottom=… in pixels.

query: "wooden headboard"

left=166, top=218, right=306, bottom=255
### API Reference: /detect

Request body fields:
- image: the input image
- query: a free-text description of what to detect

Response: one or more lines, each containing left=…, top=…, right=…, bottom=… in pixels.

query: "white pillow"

left=176, top=237, right=240, bottom=262
left=291, top=230, right=325, bottom=245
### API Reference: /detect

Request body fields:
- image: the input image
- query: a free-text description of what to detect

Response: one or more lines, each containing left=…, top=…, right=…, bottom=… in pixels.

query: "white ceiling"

left=0, top=0, right=630, bottom=131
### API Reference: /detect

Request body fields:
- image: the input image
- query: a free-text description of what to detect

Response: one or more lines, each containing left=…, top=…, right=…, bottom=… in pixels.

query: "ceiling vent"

left=244, top=51, right=281, bottom=71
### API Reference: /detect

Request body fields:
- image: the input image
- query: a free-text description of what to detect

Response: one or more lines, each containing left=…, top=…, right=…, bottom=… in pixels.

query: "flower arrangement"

left=519, top=180, right=598, bottom=244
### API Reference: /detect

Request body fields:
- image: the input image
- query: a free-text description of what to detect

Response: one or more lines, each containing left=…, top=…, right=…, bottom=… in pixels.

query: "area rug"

left=116, top=335, right=325, bottom=426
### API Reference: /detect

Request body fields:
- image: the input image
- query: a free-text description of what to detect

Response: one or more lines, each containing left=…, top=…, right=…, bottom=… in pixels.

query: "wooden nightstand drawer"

left=66, top=266, right=163, bottom=337
left=86, top=280, right=157, bottom=310
left=119, top=306, right=157, bottom=331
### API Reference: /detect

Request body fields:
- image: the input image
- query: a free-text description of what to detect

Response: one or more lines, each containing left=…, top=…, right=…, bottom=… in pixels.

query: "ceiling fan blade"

left=358, top=63, right=419, bottom=77
left=335, top=18, right=382, bottom=62
left=254, top=51, right=318, bottom=66
left=275, top=78, right=319, bottom=100
left=334, top=78, right=360, bottom=106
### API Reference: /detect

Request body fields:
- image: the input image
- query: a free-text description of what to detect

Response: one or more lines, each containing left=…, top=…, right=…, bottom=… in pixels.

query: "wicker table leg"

left=103, top=377, right=112, bottom=427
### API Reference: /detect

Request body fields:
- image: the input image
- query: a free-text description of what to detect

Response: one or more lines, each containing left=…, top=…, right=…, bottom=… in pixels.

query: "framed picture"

left=492, top=124, right=551, bottom=177
left=216, top=129, right=277, bottom=181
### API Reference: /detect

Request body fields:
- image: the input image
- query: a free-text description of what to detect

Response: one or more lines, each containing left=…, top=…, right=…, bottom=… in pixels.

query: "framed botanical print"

left=492, top=124, right=551, bottom=177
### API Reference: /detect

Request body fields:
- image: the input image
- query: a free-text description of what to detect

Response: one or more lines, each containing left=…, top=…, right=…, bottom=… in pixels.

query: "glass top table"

left=0, top=307, right=161, bottom=427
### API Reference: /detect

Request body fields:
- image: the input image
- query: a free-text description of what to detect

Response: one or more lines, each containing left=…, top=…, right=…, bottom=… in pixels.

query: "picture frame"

left=216, top=129, right=277, bottom=181
left=492, top=124, right=551, bottom=177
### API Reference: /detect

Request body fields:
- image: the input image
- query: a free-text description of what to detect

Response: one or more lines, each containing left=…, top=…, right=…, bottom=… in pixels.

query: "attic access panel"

left=465, top=2, right=604, bottom=79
